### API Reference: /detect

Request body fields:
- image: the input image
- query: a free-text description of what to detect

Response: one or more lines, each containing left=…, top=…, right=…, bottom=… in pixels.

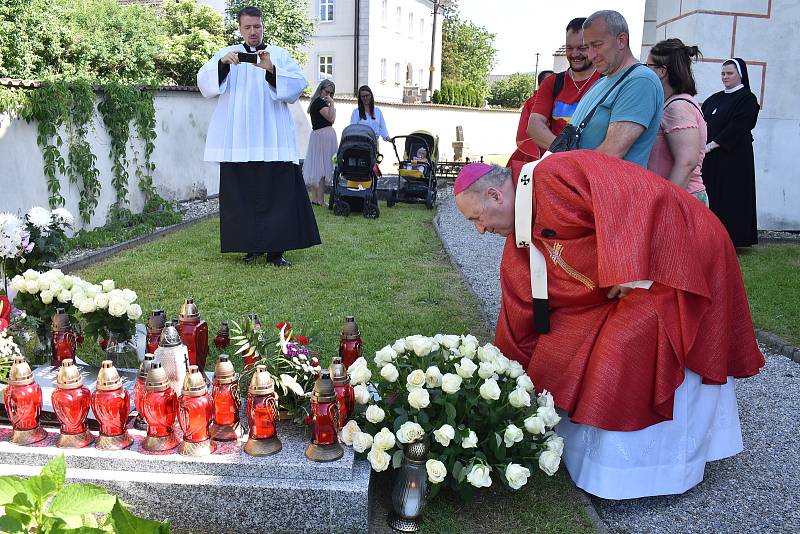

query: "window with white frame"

left=394, top=62, right=400, bottom=85
left=380, top=59, right=387, bottom=82
left=318, top=55, right=333, bottom=80
left=319, top=0, right=334, bottom=22
left=420, top=19, right=425, bottom=42
left=381, top=0, right=387, bottom=26
left=408, top=13, right=414, bottom=35
left=396, top=7, right=401, bottom=30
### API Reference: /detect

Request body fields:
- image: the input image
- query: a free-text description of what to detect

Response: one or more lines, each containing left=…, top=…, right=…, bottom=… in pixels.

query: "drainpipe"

left=354, top=0, right=360, bottom=95
left=428, top=0, right=438, bottom=101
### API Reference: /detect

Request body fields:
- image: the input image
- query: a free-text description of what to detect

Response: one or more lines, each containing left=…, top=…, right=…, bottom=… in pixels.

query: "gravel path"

left=434, top=186, right=800, bottom=534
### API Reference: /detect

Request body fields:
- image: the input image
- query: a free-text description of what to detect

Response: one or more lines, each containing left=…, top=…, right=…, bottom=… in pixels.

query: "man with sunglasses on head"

left=527, top=17, right=601, bottom=152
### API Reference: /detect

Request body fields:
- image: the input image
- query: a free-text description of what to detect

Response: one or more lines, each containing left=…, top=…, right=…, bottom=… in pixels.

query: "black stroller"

left=329, top=124, right=382, bottom=218
left=388, top=131, right=439, bottom=209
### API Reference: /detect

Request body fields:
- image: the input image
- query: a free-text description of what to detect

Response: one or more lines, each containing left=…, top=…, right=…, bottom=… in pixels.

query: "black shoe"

left=242, top=253, right=262, bottom=263
left=268, top=255, right=292, bottom=267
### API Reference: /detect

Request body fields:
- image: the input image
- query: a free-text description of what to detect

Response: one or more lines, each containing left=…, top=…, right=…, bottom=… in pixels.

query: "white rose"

left=25, top=280, right=40, bottom=294
left=380, top=363, right=399, bottom=383
left=524, top=415, right=546, bottom=435
left=78, top=298, right=97, bottom=314
left=493, top=354, right=510, bottom=375
left=537, top=406, right=562, bottom=427
left=466, top=464, right=492, bottom=488
left=433, top=424, right=455, bottom=447
left=517, top=374, right=535, bottom=393
left=365, top=405, right=385, bottom=424
left=537, top=389, right=555, bottom=408
left=477, top=361, right=495, bottom=380
left=426, top=459, right=447, bottom=484
left=47, top=279, right=64, bottom=294
left=460, top=335, right=478, bottom=359
left=94, top=293, right=109, bottom=309
left=374, top=345, right=397, bottom=367
left=406, top=369, right=426, bottom=390
left=440, top=335, right=460, bottom=349
left=391, top=338, right=406, bottom=353
left=446, top=347, right=461, bottom=360
left=126, top=303, right=143, bottom=320
left=367, top=448, right=391, bottom=472
left=352, top=432, right=373, bottom=453
left=353, top=384, right=371, bottom=405
left=410, top=336, right=434, bottom=357
left=56, top=289, right=71, bottom=304
left=508, top=387, right=531, bottom=408
left=349, top=356, right=368, bottom=371
left=373, top=427, right=396, bottom=451
left=340, top=420, right=361, bottom=446
left=546, top=435, right=565, bottom=456
left=37, top=278, right=51, bottom=292
left=461, top=430, right=478, bottom=449
left=503, top=424, right=524, bottom=448
left=39, top=290, right=55, bottom=305
left=121, top=288, right=137, bottom=303
left=505, top=463, right=531, bottom=490
left=440, top=373, right=462, bottom=394
left=479, top=378, right=501, bottom=401
left=101, top=279, right=115, bottom=292
left=507, top=361, right=525, bottom=379
left=71, top=295, right=85, bottom=309
left=349, top=364, right=372, bottom=386
left=538, top=450, right=561, bottom=476
left=22, top=269, right=40, bottom=281
left=407, top=387, right=430, bottom=410
left=10, top=275, right=26, bottom=292
left=61, top=276, right=74, bottom=290
left=477, top=343, right=501, bottom=363
left=425, top=366, right=442, bottom=388
left=455, top=357, right=477, bottom=379
left=107, top=297, right=128, bottom=317
left=396, top=421, right=425, bottom=444
left=85, top=285, right=99, bottom=298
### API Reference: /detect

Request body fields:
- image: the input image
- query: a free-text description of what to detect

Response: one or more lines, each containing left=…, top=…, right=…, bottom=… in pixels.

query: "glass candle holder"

left=243, top=365, right=282, bottom=456
left=388, top=440, right=429, bottom=532
left=338, top=316, right=362, bottom=368
left=91, top=360, right=133, bottom=450
left=305, top=370, right=343, bottom=462
left=142, top=362, right=179, bottom=452
left=213, top=321, right=230, bottom=350
left=52, top=359, right=94, bottom=448
left=133, top=353, right=156, bottom=431
left=210, top=355, right=242, bottom=441
left=178, top=365, right=214, bottom=456
left=178, top=298, right=209, bottom=371
left=4, top=356, right=48, bottom=445
left=145, top=309, right=166, bottom=355
left=329, top=357, right=354, bottom=427
left=51, top=308, right=77, bottom=367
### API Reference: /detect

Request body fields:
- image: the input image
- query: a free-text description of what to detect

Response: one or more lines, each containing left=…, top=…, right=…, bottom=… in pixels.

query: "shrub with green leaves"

left=0, top=455, right=170, bottom=533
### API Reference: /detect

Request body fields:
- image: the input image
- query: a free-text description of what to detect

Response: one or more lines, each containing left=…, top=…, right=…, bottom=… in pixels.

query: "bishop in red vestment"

left=454, top=151, right=764, bottom=499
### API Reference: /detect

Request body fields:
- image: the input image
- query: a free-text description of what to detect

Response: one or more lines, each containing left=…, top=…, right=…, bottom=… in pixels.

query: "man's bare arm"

left=527, top=113, right=557, bottom=150
left=595, top=121, right=645, bottom=159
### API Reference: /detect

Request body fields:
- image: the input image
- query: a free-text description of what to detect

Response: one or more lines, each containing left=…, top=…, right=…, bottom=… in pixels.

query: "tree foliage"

left=488, top=73, right=536, bottom=108
left=226, top=0, right=315, bottom=64
left=160, top=0, right=227, bottom=86
left=441, top=15, right=497, bottom=96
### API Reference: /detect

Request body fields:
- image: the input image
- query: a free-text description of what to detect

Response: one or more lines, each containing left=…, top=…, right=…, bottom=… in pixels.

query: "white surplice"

left=197, top=45, right=307, bottom=163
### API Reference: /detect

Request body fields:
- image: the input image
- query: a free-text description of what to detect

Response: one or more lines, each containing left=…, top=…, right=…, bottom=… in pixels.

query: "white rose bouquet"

left=350, top=334, right=563, bottom=500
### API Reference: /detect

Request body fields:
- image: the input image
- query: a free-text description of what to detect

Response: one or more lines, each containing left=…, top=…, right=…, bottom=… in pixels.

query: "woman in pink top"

left=646, top=39, right=708, bottom=206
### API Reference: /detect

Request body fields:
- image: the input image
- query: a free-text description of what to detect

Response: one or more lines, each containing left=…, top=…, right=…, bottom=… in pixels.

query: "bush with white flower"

left=347, top=334, right=563, bottom=500
left=0, top=208, right=73, bottom=288
left=229, top=318, right=322, bottom=423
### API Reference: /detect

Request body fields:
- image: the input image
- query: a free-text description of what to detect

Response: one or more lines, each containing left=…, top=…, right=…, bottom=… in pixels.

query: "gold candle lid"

left=341, top=316, right=360, bottom=339
left=329, top=357, right=349, bottom=386
left=159, top=321, right=183, bottom=348
left=138, top=353, right=157, bottom=380
left=56, top=359, right=83, bottom=389
left=96, top=360, right=122, bottom=391
left=213, top=355, right=237, bottom=385
left=51, top=307, right=71, bottom=331
left=182, top=365, right=208, bottom=396
left=8, top=356, right=34, bottom=386
left=248, top=365, right=275, bottom=396
left=311, top=370, right=336, bottom=403
left=179, top=298, right=200, bottom=321
left=145, top=362, right=170, bottom=391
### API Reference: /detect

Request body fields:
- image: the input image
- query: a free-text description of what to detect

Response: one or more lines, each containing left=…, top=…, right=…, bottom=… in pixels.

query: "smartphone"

left=237, top=52, right=258, bottom=64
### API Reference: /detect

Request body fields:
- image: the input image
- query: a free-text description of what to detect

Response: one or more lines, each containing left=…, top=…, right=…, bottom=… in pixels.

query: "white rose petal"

left=56, top=289, right=71, bottom=304
left=101, top=280, right=115, bottom=292
left=477, top=343, right=501, bottom=363
left=352, top=432, right=374, bottom=453
left=537, top=389, right=555, bottom=408
left=503, top=424, right=524, bottom=448
left=461, top=430, right=478, bottom=449
left=507, top=361, right=525, bottom=379
left=94, top=293, right=109, bottom=309
left=396, top=421, right=425, bottom=444
left=340, top=420, right=361, bottom=446
left=505, top=463, right=531, bottom=490
left=78, top=298, right=97, bottom=314
left=477, top=361, right=495, bottom=380
left=349, top=365, right=372, bottom=386
left=22, top=269, right=40, bottom=281
left=440, top=373, right=462, bottom=394
left=539, top=450, right=561, bottom=476
left=25, top=280, right=40, bottom=294
left=537, top=406, right=562, bottom=427
left=121, top=288, right=137, bottom=303
left=493, top=354, right=511, bottom=375
left=524, top=415, right=546, bottom=435
left=406, top=369, right=426, bottom=390
left=367, top=448, right=391, bottom=472
left=39, top=290, right=54, bottom=305
left=374, top=345, right=397, bottom=367
left=380, top=363, right=399, bottom=383
left=479, top=378, right=501, bottom=401
left=410, top=336, right=434, bottom=357
left=365, top=405, right=386, bottom=424
left=407, top=387, right=430, bottom=410
left=440, top=335, right=460, bottom=349
left=127, top=303, right=143, bottom=321
left=546, top=435, right=565, bottom=456
left=107, top=297, right=128, bottom=317
left=460, top=335, right=478, bottom=359
left=508, top=387, right=531, bottom=408
left=433, top=424, right=455, bottom=447
left=373, top=427, right=396, bottom=451
left=10, top=275, right=26, bottom=292
left=426, top=459, right=447, bottom=484
left=425, top=366, right=442, bottom=388
left=466, top=464, right=492, bottom=488
left=391, top=339, right=406, bottom=353
left=353, top=384, right=371, bottom=405
left=517, top=375, right=535, bottom=393
left=455, top=357, right=477, bottom=379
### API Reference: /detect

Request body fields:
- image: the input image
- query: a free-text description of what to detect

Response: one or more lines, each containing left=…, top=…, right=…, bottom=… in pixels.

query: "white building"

left=301, top=0, right=442, bottom=101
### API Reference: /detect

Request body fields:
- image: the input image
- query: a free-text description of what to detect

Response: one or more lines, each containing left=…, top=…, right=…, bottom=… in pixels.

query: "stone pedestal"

left=0, top=424, right=369, bottom=533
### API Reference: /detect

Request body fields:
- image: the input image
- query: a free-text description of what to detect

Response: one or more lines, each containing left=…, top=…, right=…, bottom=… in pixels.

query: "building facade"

left=300, top=0, right=442, bottom=101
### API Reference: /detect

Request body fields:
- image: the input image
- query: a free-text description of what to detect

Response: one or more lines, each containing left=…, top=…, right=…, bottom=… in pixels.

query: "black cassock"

left=701, top=88, right=760, bottom=247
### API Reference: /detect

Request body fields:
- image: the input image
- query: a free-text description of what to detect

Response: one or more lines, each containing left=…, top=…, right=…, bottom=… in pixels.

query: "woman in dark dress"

left=701, top=58, right=760, bottom=247
left=303, top=80, right=338, bottom=206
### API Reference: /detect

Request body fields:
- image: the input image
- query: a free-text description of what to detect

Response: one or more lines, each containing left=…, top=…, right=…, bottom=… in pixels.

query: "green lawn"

left=738, top=243, right=800, bottom=346
left=72, top=201, right=593, bottom=533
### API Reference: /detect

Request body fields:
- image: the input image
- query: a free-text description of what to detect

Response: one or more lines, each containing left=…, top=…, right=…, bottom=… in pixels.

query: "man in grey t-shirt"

left=570, top=10, right=663, bottom=167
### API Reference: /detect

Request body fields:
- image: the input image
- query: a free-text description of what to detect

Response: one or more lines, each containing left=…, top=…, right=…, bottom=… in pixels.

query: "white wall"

left=643, top=0, right=800, bottom=230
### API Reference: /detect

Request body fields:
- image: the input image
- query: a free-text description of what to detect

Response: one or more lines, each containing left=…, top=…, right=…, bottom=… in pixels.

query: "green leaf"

left=0, top=475, right=26, bottom=505
left=416, top=410, right=429, bottom=426
left=25, top=474, right=58, bottom=504
left=452, top=461, right=463, bottom=481
left=109, top=498, right=170, bottom=534
left=41, top=455, right=67, bottom=489
left=393, top=415, right=408, bottom=432
left=0, top=516, right=25, bottom=533
left=49, top=484, right=116, bottom=518
left=445, top=402, right=457, bottom=423
left=391, top=450, right=404, bottom=469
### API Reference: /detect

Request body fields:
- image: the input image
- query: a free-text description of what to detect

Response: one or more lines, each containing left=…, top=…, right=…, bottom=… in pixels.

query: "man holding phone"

left=197, top=5, right=320, bottom=266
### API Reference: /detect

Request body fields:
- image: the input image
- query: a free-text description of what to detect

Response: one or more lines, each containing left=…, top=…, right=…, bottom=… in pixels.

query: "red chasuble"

left=506, top=95, right=541, bottom=168
left=495, top=150, right=764, bottom=431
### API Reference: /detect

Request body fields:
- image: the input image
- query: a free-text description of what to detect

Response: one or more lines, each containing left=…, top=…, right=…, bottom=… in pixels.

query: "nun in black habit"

left=701, top=57, right=760, bottom=247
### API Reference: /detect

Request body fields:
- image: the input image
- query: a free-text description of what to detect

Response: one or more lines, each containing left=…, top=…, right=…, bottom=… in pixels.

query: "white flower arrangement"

left=350, top=334, right=563, bottom=500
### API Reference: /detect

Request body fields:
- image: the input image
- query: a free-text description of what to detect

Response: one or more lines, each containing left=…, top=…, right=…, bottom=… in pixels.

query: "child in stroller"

left=405, top=147, right=430, bottom=175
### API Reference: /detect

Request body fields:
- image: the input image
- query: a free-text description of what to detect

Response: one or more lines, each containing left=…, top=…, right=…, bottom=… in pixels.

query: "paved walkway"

left=434, top=187, right=799, bottom=533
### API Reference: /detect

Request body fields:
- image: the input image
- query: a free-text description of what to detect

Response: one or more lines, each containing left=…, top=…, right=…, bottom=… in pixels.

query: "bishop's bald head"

left=454, top=163, right=516, bottom=237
